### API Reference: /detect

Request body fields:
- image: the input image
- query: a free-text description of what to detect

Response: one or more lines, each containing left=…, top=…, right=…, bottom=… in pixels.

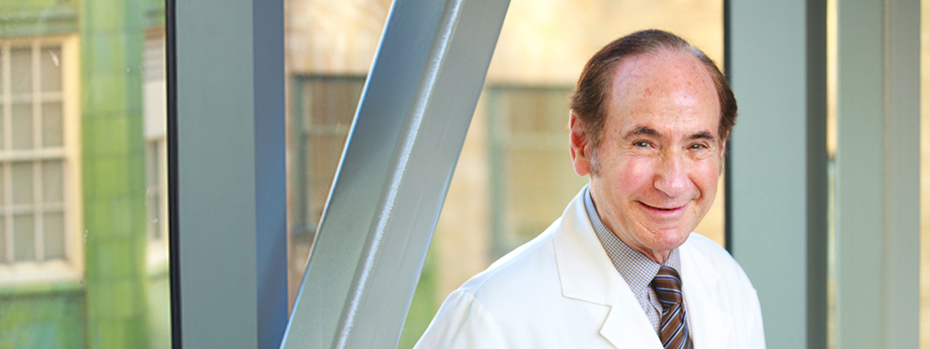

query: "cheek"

left=690, top=161, right=721, bottom=195
left=609, top=157, right=657, bottom=195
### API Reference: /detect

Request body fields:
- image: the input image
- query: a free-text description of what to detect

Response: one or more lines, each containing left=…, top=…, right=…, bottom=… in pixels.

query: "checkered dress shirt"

left=583, top=187, right=684, bottom=332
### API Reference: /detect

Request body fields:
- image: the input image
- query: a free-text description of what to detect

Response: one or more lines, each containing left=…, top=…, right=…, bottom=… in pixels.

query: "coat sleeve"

left=413, top=289, right=509, bottom=349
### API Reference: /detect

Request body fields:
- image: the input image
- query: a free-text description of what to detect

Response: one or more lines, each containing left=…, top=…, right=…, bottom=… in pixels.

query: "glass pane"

left=11, top=162, right=33, bottom=205
left=12, top=102, right=33, bottom=150
left=145, top=142, right=161, bottom=240
left=12, top=214, right=34, bottom=262
left=285, top=0, right=389, bottom=329
left=146, top=142, right=159, bottom=188
left=403, top=1, right=725, bottom=347
left=42, top=102, right=63, bottom=148
left=40, top=46, right=62, bottom=92
left=0, top=104, right=4, bottom=150
left=10, top=47, right=32, bottom=95
left=41, top=160, right=63, bottom=204
left=0, top=47, right=4, bottom=95
left=505, top=147, right=586, bottom=246
left=0, top=163, right=5, bottom=207
left=43, top=211, right=64, bottom=259
left=287, top=76, right=366, bottom=313
left=147, top=194, right=160, bottom=240
left=0, top=217, right=5, bottom=263
left=2, top=1, right=170, bottom=347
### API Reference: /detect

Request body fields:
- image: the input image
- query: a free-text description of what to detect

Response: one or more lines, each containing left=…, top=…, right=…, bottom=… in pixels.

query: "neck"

left=629, top=244, right=670, bottom=264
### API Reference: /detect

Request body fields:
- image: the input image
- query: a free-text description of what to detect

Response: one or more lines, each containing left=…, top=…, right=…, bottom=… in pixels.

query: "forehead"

left=605, top=50, right=721, bottom=134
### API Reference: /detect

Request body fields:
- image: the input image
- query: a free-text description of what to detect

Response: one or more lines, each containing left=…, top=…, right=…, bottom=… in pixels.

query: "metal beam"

left=727, top=1, right=828, bottom=348
left=834, top=0, right=920, bottom=347
left=280, top=0, right=509, bottom=348
left=170, top=0, right=288, bottom=347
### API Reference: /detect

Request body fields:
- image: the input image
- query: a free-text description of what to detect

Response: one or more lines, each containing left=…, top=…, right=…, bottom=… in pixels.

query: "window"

left=144, top=31, right=168, bottom=267
left=287, top=74, right=364, bottom=302
left=487, top=85, right=588, bottom=257
left=290, top=75, right=364, bottom=237
left=0, top=37, right=80, bottom=282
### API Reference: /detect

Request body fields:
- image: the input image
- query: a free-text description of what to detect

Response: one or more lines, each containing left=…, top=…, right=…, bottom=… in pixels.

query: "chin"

left=647, top=228, right=692, bottom=250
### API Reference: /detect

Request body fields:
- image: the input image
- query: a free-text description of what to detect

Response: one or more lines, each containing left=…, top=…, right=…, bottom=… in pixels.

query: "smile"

left=639, top=202, right=686, bottom=214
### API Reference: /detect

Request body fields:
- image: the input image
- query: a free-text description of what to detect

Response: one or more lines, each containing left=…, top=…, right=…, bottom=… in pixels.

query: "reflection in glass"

left=13, top=214, right=35, bottom=262
left=42, top=102, right=64, bottom=148
left=0, top=107, right=5, bottom=150
left=11, top=47, right=32, bottom=95
left=1, top=0, right=170, bottom=348
left=42, top=160, right=64, bottom=204
left=11, top=103, right=33, bottom=150
left=284, top=1, right=723, bottom=348
left=43, top=211, right=64, bottom=259
left=0, top=165, right=4, bottom=208
left=0, top=217, right=5, bottom=262
left=40, top=46, right=63, bottom=93
left=11, top=162, right=33, bottom=206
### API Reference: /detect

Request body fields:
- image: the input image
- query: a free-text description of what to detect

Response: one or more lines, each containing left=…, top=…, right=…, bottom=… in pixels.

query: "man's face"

left=570, top=50, right=724, bottom=262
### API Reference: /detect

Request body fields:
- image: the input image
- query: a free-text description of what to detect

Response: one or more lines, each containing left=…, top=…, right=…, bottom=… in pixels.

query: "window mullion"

left=32, top=42, right=44, bottom=262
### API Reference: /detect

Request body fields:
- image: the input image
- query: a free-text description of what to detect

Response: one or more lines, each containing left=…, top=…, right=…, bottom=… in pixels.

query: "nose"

left=653, top=153, right=689, bottom=198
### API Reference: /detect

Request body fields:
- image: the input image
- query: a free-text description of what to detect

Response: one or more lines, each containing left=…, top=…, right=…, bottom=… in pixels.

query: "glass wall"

left=921, top=1, right=930, bottom=347
left=0, top=0, right=170, bottom=348
left=417, top=2, right=724, bottom=346
left=282, top=0, right=724, bottom=347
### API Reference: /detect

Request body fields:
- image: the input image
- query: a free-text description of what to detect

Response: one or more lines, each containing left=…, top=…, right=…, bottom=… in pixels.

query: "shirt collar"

left=583, top=186, right=681, bottom=295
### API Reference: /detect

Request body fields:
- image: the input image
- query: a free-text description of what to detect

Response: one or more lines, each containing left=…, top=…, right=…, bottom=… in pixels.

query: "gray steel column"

left=171, top=0, right=288, bottom=347
left=834, top=0, right=920, bottom=347
left=728, top=1, right=828, bottom=348
left=279, top=0, right=509, bottom=348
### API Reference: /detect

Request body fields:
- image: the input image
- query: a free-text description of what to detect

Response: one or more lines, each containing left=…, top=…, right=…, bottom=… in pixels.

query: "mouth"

left=639, top=202, right=686, bottom=214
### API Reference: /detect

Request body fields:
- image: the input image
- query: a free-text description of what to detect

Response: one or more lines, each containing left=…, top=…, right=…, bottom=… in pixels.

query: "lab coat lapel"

left=599, top=293, right=664, bottom=348
left=552, top=191, right=663, bottom=349
left=680, top=237, right=733, bottom=349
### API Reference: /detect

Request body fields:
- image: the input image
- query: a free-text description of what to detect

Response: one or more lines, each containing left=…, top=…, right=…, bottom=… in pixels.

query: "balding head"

left=570, top=30, right=736, bottom=154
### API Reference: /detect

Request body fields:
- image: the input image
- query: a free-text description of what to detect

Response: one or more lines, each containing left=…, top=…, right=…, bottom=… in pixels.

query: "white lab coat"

left=414, top=190, right=765, bottom=348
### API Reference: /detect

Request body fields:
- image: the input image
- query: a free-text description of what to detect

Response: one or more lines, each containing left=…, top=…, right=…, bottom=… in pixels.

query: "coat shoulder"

left=683, top=233, right=748, bottom=278
left=458, top=221, right=562, bottom=306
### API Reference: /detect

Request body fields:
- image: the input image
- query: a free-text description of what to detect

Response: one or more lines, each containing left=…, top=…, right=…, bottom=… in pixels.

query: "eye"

left=634, top=141, right=651, bottom=148
left=689, top=143, right=707, bottom=150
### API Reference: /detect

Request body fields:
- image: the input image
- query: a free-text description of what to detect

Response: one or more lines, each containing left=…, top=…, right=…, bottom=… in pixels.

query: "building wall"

left=0, top=287, right=84, bottom=349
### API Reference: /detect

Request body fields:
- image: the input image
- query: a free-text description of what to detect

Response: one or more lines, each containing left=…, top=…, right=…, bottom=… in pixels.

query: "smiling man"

left=415, top=30, right=765, bottom=349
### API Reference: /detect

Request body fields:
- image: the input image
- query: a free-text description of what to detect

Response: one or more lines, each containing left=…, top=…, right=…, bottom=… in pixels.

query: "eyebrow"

left=624, top=127, right=659, bottom=138
left=622, top=127, right=716, bottom=141
left=689, top=131, right=715, bottom=140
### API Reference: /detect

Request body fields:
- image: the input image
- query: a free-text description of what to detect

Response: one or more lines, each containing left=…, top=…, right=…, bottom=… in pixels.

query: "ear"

left=569, top=110, right=592, bottom=177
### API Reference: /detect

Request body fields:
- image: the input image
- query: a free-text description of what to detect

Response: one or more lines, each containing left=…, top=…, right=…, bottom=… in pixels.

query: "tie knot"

left=653, top=266, right=683, bottom=305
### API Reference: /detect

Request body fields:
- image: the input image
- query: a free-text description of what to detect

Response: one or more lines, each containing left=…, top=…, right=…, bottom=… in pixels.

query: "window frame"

left=0, top=34, right=83, bottom=286
left=485, top=84, right=582, bottom=258
left=143, top=30, right=169, bottom=270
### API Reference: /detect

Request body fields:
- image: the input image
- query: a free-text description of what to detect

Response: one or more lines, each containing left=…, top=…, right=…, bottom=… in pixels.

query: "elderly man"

left=415, top=30, right=765, bottom=348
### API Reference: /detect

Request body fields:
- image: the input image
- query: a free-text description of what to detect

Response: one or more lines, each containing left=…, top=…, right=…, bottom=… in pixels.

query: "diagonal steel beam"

left=280, top=0, right=509, bottom=348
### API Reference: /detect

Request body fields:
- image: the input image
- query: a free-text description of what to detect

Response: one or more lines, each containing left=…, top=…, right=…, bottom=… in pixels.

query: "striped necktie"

left=653, top=266, right=693, bottom=349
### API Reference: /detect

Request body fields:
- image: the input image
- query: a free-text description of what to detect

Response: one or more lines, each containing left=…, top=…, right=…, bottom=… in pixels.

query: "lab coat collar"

left=553, top=188, right=733, bottom=348
left=553, top=190, right=662, bottom=348
left=680, top=238, right=733, bottom=348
